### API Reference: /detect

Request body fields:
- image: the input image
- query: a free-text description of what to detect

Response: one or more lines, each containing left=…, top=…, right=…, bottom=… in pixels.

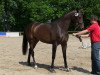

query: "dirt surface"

left=0, top=35, right=92, bottom=75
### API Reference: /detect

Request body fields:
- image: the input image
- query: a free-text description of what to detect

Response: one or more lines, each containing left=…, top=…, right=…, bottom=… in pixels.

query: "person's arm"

left=73, top=30, right=89, bottom=36
left=80, top=34, right=89, bottom=38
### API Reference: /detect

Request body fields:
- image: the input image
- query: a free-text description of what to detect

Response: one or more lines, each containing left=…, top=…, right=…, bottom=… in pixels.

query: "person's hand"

left=73, top=33, right=82, bottom=42
left=73, top=33, right=77, bottom=36
left=73, top=33, right=81, bottom=37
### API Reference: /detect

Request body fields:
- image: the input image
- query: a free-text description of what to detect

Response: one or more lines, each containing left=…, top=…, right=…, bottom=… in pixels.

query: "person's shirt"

left=86, top=22, right=100, bottom=43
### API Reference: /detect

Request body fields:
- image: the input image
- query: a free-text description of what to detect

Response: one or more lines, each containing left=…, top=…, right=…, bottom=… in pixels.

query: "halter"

left=74, top=24, right=80, bottom=31
left=74, top=22, right=84, bottom=31
left=74, top=12, right=84, bottom=31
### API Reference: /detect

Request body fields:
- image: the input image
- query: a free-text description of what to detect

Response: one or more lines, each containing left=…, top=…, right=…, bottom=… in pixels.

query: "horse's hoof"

left=59, top=67, right=71, bottom=72
left=34, top=65, right=38, bottom=69
left=64, top=68, right=71, bottom=72
left=50, top=68, right=56, bottom=73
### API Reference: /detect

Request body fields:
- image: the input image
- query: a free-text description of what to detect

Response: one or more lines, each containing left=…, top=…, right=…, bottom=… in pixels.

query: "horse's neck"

left=52, top=12, right=72, bottom=31
left=60, top=16, right=71, bottom=30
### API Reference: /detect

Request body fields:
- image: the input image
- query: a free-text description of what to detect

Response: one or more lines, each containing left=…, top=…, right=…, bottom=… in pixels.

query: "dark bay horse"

left=22, top=9, right=84, bottom=72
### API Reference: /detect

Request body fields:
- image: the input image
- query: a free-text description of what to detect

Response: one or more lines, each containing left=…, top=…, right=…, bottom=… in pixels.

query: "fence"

left=0, top=31, right=79, bottom=37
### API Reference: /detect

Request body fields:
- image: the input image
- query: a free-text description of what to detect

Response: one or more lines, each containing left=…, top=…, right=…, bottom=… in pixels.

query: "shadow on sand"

left=19, top=61, right=58, bottom=73
left=71, top=66, right=90, bottom=74
left=19, top=62, right=90, bottom=74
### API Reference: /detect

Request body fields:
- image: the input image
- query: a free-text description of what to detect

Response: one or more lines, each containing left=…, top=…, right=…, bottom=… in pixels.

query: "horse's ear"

left=74, top=8, right=79, bottom=16
left=76, top=8, right=79, bottom=13
left=76, top=8, right=84, bottom=15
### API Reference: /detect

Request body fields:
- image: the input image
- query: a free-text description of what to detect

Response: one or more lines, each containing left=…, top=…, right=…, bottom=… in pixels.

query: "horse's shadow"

left=71, top=66, right=90, bottom=74
left=19, top=62, right=90, bottom=74
left=19, top=61, right=58, bottom=72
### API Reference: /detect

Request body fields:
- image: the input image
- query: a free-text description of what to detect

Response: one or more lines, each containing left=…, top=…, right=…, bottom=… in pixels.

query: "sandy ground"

left=0, top=35, right=92, bottom=75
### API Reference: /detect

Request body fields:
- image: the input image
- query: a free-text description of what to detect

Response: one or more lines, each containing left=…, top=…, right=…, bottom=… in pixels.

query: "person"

left=73, top=15, right=100, bottom=75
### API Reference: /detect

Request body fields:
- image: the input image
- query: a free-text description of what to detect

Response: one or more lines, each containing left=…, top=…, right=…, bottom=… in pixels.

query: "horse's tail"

left=22, top=31, right=28, bottom=55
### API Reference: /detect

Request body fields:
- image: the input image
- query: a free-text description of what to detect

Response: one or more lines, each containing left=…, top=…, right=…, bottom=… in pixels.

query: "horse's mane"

left=51, top=10, right=76, bottom=25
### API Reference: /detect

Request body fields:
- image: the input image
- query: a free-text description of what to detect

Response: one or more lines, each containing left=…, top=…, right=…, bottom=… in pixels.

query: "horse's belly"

left=39, top=35, right=52, bottom=43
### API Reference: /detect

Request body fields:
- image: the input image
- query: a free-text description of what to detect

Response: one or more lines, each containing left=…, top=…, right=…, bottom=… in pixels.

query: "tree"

left=0, top=0, right=100, bottom=31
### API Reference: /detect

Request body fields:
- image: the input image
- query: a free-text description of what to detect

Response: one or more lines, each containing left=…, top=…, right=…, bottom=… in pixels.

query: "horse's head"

left=71, top=9, right=84, bottom=30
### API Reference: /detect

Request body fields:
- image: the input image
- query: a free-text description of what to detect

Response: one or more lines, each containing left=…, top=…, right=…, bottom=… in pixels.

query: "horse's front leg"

left=50, top=42, right=57, bottom=72
left=61, top=42, right=70, bottom=72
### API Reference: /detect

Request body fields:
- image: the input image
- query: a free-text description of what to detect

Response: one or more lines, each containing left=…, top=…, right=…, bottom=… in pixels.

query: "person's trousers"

left=91, top=42, right=100, bottom=74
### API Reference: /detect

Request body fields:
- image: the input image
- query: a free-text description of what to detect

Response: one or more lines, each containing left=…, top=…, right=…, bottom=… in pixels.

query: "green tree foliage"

left=0, top=0, right=100, bottom=31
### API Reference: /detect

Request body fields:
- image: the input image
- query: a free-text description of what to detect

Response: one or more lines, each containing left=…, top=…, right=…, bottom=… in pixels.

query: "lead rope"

left=76, top=35, right=86, bottom=48
left=74, top=24, right=87, bottom=48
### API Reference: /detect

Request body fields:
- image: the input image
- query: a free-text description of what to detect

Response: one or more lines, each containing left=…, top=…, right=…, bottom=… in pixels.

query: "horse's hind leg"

left=27, top=39, right=38, bottom=67
left=31, top=40, right=39, bottom=69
